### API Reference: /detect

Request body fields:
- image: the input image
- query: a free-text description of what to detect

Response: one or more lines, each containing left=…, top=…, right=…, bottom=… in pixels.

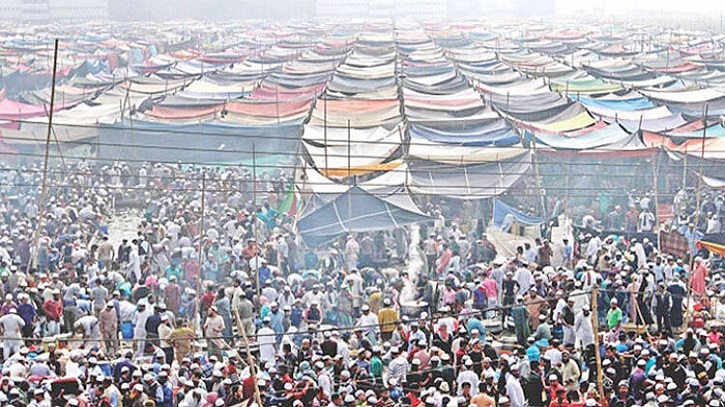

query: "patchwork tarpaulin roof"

left=507, top=103, right=597, bottom=133
left=297, top=185, right=430, bottom=247
left=549, top=76, right=623, bottom=95
left=643, top=131, right=725, bottom=160
left=408, top=142, right=527, bottom=165
left=408, top=120, right=518, bottom=146
left=407, top=151, right=531, bottom=200
left=303, top=131, right=402, bottom=176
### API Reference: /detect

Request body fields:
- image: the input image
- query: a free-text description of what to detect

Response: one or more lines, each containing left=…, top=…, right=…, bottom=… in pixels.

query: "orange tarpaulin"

left=698, top=240, right=725, bottom=257
left=226, top=98, right=312, bottom=117
left=319, top=161, right=402, bottom=178
left=643, top=132, right=725, bottom=160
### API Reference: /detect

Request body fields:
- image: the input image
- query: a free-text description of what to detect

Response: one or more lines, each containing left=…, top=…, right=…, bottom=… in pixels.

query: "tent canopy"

left=297, top=185, right=430, bottom=247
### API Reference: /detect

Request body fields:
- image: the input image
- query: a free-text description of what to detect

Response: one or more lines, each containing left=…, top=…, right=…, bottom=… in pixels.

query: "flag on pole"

left=278, top=186, right=298, bottom=217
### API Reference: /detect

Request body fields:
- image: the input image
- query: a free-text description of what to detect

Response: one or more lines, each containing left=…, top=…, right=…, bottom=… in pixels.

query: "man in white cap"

left=387, top=346, right=409, bottom=384
left=574, top=304, right=595, bottom=357
left=258, top=316, right=277, bottom=365
left=607, top=298, right=623, bottom=331
left=345, top=235, right=360, bottom=271
left=127, top=383, right=148, bottom=406
left=356, top=304, right=379, bottom=343
left=203, top=305, right=226, bottom=360
left=0, top=308, right=24, bottom=358
left=99, top=301, right=118, bottom=355
left=457, top=358, right=479, bottom=396
left=42, top=289, right=63, bottom=336
left=133, top=302, right=152, bottom=357
left=158, top=314, right=173, bottom=364
left=505, top=364, right=525, bottom=407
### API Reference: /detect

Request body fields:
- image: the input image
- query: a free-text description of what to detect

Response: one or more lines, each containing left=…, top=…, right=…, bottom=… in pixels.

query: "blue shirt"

left=17, top=302, right=36, bottom=325
left=269, top=310, right=285, bottom=336
left=526, top=344, right=541, bottom=361
left=466, top=318, right=486, bottom=338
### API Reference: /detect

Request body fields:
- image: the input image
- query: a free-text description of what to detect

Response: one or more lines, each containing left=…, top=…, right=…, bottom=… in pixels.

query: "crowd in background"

left=0, top=161, right=723, bottom=407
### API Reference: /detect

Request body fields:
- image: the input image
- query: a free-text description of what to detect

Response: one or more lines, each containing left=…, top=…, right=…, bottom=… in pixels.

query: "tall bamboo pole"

left=194, top=172, right=207, bottom=334
left=27, top=39, right=59, bottom=275
left=347, top=119, right=352, bottom=223
left=591, top=287, right=607, bottom=406
left=684, top=104, right=709, bottom=326
left=253, top=143, right=260, bottom=302
left=233, top=307, right=263, bottom=407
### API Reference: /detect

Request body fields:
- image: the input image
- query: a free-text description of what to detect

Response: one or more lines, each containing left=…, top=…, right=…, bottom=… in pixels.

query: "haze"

left=105, top=0, right=725, bottom=21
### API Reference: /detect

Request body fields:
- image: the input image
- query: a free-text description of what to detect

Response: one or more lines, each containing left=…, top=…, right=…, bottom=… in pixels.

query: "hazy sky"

left=557, top=0, right=725, bottom=13
left=107, top=0, right=725, bottom=21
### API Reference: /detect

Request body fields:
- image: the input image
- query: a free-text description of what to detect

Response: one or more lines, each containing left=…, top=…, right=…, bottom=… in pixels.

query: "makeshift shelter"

left=297, top=185, right=431, bottom=247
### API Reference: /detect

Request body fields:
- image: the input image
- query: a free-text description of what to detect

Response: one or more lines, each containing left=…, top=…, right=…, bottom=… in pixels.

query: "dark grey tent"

left=297, top=185, right=430, bottom=247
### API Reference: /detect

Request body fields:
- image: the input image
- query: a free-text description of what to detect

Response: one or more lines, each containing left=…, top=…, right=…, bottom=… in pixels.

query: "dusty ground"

left=103, top=209, right=144, bottom=248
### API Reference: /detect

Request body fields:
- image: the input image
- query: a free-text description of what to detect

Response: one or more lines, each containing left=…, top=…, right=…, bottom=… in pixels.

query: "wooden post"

left=652, top=147, right=663, bottom=250
left=531, top=134, right=548, bottom=220
left=682, top=151, right=688, bottom=190
left=564, top=163, right=570, bottom=218
left=253, top=143, right=261, bottom=302
left=324, top=95, right=328, bottom=175
left=591, top=287, right=607, bottom=405
left=233, top=307, right=264, bottom=407
left=684, top=104, right=709, bottom=326
left=27, top=39, right=59, bottom=275
left=275, top=84, right=280, bottom=125
left=194, top=172, right=207, bottom=334
left=347, top=119, right=352, bottom=222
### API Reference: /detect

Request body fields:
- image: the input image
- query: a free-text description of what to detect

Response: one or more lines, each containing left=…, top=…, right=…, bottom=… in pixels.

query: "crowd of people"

left=0, top=160, right=724, bottom=407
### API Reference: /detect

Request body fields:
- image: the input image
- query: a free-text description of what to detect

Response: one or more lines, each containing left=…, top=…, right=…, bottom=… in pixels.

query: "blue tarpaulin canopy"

left=493, top=199, right=545, bottom=228
left=297, top=186, right=431, bottom=247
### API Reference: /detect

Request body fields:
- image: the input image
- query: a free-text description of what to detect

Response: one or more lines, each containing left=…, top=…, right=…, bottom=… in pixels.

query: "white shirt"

left=257, top=326, right=277, bottom=364
left=544, top=347, right=562, bottom=367
left=133, top=309, right=152, bottom=336
left=357, top=312, right=380, bottom=336
left=707, top=218, right=721, bottom=234
left=574, top=311, right=595, bottom=348
left=514, top=267, right=534, bottom=296
left=0, top=313, right=25, bottom=339
left=457, top=369, right=479, bottom=395
left=505, top=374, right=526, bottom=407
left=317, top=370, right=333, bottom=397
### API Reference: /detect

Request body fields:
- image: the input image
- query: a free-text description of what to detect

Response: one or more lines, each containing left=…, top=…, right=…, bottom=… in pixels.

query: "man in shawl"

left=667, top=275, right=687, bottom=330
left=691, top=257, right=707, bottom=297
left=511, top=296, right=530, bottom=347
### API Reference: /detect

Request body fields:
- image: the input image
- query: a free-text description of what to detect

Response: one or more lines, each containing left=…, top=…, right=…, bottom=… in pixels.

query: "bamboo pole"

left=275, top=84, right=280, bottom=125
left=591, top=287, right=607, bottom=406
left=347, top=119, right=353, bottom=238
left=684, top=104, right=709, bottom=327
left=633, top=292, right=652, bottom=341
left=652, top=147, right=663, bottom=251
left=253, top=143, right=261, bottom=302
left=233, top=307, right=263, bottom=407
left=324, top=95, right=328, bottom=174
left=531, top=133, right=548, bottom=220
left=194, top=172, right=207, bottom=334
left=27, top=39, right=59, bottom=275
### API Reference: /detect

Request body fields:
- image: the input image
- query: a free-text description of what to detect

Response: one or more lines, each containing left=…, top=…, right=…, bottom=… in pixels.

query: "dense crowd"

left=0, top=161, right=724, bottom=407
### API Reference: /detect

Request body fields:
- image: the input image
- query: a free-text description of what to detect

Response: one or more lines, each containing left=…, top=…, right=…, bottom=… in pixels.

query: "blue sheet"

left=664, top=124, right=725, bottom=139
left=493, top=199, right=545, bottom=228
left=410, top=122, right=520, bottom=147
left=577, top=95, right=655, bottom=111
